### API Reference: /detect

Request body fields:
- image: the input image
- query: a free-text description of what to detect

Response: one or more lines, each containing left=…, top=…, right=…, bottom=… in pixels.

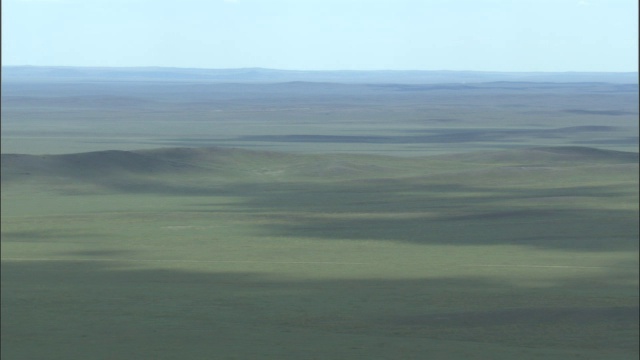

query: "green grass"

left=2, top=81, right=638, bottom=155
left=2, top=146, right=638, bottom=359
left=2, top=78, right=638, bottom=358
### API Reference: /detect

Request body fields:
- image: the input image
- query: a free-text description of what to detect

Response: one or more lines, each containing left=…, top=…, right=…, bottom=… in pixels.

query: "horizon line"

left=2, top=65, right=638, bottom=74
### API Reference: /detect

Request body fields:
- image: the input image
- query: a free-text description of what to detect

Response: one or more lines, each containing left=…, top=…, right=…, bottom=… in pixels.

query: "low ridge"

left=2, top=146, right=638, bottom=185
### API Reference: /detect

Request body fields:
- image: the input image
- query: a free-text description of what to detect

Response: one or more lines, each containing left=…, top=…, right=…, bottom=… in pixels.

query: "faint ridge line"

left=461, top=264, right=630, bottom=269
left=0, top=258, right=369, bottom=265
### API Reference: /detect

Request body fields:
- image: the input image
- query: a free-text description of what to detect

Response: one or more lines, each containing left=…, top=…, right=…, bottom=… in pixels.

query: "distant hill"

left=2, top=146, right=638, bottom=189
left=2, top=66, right=638, bottom=84
left=437, top=146, right=640, bottom=164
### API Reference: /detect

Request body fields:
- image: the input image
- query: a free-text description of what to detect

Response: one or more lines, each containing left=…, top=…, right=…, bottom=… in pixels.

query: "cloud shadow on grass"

left=192, top=181, right=639, bottom=252
left=256, top=208, right=638, bottom=251
left=4, top=147, right=637, bottom=252
left=231, top=126, right=626, bottom=145
left=75, top=174, right=636, bottom=252
left=0, top=229, right=109, bottom=243
left=1, top=258, right=638, bottom=359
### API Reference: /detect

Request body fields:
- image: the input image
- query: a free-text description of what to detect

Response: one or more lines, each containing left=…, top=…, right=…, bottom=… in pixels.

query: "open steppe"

left=2, top=70, right=638, bottom=155
left=1, top=70, right=638, bottom=359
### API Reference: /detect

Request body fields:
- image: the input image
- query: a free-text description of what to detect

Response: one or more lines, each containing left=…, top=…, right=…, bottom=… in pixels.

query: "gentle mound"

left=2, top=146, right=638, bottom=186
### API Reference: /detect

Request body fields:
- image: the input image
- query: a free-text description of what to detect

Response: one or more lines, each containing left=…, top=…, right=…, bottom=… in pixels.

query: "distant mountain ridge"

left=3, top=66, right=638, bottom=84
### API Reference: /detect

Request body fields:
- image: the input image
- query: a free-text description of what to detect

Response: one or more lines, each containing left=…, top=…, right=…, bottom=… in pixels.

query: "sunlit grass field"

left=2, top=145, right=638, bottom=359
left=1, top=79, right=638, bottom=359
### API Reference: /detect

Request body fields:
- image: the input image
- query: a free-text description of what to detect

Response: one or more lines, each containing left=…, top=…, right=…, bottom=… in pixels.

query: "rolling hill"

left=2, top=146, right=637, bottom=188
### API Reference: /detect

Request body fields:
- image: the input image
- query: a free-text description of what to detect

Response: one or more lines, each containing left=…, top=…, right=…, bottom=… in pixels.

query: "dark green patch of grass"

left=2, top=259, right=638, bottom=359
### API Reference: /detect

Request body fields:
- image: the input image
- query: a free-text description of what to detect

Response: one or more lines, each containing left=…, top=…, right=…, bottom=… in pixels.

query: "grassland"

left=2, top=80, right=638, bottom=155
left=1, top=73, right=639, bottom=359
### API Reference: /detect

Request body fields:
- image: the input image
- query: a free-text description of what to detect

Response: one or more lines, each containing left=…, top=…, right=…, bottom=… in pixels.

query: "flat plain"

left=1, top=69, right=638, bottom=359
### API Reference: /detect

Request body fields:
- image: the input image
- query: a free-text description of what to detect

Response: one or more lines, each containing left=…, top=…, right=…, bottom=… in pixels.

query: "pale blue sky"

left=2, top=0, right=638, bottom=71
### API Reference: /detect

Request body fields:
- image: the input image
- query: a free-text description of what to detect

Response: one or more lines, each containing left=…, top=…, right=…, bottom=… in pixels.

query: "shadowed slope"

left=2, top=146, right=638, bottom=186
left=1, top=150, right=203, bottom=183
left=434, top=146, right=639, bottom=165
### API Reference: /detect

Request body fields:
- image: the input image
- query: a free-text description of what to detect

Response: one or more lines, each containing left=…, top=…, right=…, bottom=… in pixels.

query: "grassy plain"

left=1, top=76, right=639, bottom=359
left=2, top=81, right=638, bottom=155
